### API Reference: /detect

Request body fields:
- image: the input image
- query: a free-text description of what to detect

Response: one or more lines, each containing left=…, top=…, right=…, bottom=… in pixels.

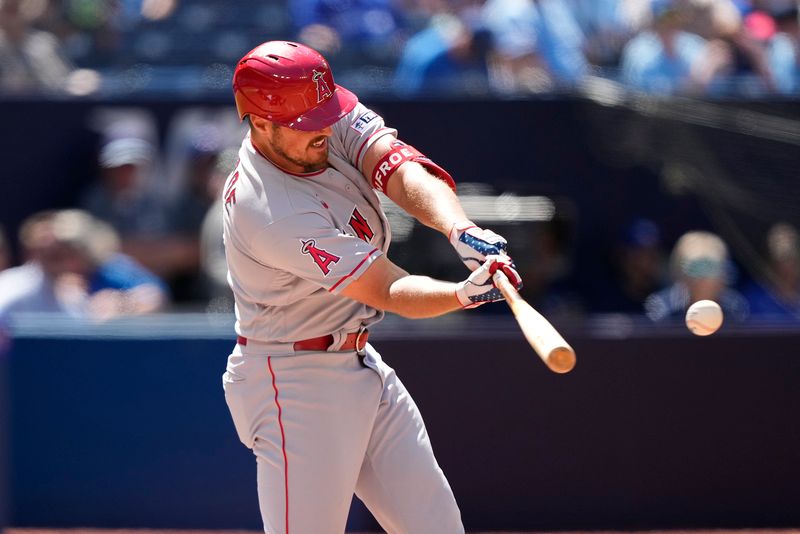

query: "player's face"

left=257, top=120, right=332, bottom=174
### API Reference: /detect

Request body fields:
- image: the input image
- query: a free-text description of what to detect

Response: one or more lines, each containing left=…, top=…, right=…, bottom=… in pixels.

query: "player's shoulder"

left=334, top=102, right=383, bottom=137
left=230, top=152, right=326, bottom=228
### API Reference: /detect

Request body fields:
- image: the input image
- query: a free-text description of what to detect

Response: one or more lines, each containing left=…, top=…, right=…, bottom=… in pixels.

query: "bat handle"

left=493, top=269, right=521, bottom=303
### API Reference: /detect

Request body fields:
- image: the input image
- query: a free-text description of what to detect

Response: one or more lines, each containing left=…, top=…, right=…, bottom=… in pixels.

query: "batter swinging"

left=222, top=41, right=522, bottom=534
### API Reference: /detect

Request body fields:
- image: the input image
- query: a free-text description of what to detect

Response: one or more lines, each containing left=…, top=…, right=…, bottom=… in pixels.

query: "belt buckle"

left=355, top=325, right=367, bottom=356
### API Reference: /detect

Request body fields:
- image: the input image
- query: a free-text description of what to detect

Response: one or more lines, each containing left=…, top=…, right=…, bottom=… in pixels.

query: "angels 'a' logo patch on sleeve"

left=301, top=239, right=341, bottom=276
left=350, top=111, right=378, bottom=134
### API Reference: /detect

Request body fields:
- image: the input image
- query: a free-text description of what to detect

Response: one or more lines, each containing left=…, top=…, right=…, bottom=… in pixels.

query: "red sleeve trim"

left=328, top=247, right=381, bottom=293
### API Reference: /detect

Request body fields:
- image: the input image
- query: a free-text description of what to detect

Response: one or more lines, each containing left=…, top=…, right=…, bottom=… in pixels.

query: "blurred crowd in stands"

left=0, top=0, right=799, bottom=97
left=0, top=103, right=798, bottom=324
left=0, top=106, right=243, bottom=321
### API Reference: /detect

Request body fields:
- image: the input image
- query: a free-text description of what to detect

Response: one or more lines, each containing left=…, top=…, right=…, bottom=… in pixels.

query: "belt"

left=237, top=329, right=369, bottom=353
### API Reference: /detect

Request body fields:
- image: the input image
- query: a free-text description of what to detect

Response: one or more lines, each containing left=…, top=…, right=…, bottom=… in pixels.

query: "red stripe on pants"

left=268, top=356, right=289, bottom=533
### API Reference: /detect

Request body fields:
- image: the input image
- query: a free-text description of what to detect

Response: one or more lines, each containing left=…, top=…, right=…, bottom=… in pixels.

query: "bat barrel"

left=493, top=269, right=577, bottom=374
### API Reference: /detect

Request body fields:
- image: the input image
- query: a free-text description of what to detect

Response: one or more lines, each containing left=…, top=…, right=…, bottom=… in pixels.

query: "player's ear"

left=249, top=115, right=270, bottom=134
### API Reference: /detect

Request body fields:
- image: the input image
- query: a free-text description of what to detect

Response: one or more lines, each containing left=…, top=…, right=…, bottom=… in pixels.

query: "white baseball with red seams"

left=685, top=299, right=724, bottom=336
left=221, top=103, right=464, bottom=533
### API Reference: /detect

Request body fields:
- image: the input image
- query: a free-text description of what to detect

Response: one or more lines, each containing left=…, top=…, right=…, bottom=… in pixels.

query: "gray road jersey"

left=222, top=103, right=397, bottom=344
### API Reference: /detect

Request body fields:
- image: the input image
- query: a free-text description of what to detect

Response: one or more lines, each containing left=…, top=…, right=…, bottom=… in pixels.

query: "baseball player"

left=221, top=41, right=522, bottom=534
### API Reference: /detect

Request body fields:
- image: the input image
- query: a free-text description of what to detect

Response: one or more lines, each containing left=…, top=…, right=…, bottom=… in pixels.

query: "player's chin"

left=303, top=151, right=328, bottom=171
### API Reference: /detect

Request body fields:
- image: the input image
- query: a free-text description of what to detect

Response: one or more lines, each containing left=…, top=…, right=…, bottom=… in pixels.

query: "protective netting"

left=579, top=77, right=800, bottom=289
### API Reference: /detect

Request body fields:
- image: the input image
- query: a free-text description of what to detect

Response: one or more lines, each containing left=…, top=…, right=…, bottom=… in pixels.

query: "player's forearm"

left=341, top=255, right=464, bottom=318
left=382, top=274, right=462, bottom=319
left=386, top=163, right=468, bottom=236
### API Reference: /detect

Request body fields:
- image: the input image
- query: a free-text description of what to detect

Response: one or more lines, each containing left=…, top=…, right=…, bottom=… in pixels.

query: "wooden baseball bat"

left=492, top=270, right=576, bottom=374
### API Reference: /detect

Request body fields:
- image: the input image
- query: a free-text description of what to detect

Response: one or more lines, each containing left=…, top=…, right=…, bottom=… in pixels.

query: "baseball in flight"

left=685, top=299, right=724, bottom=336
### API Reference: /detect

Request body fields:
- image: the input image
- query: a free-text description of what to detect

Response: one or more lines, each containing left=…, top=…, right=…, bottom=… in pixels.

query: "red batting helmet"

left=232, top=41, right=358, bottom=131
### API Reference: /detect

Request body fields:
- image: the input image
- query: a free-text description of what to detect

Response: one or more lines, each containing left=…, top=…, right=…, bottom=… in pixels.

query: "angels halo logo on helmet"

left=311, top=69, right=333, bottom=103
left=232, top=41, right=358, bottom=131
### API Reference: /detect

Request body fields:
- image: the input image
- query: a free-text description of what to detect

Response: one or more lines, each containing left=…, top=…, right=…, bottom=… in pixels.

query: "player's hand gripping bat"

left=492, top=270, right=576, bottom=374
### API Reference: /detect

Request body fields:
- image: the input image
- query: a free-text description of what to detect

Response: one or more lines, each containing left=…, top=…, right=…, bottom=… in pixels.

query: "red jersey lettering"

left=348, top=207, right=374, bottom=242
left=301, top=239, right=340, bottom=276
left=224, top=171, right=240, bottom=212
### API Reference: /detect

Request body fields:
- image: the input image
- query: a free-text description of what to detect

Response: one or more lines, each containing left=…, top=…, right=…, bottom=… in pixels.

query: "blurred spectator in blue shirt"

left=393, top=12, right=493, bottom=96
left=290, top=0, right=408, bottom=65
left=743, top=222, right=800, bottom=320
left=572, top=0, right=651, bottom=68
left=621, top=0, right=734, bottom=95
left=766, top=5, right=799, bottom=94
left=645, top=230, right=749, bottom=322
left=482, top=0, right=588, bottom=93
left=0, top=209, right=167, bottom=321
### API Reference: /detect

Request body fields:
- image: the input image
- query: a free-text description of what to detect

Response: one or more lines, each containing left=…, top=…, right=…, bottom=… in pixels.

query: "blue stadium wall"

left=0, top=334, right=7, bottom=532
left=5, top=320, right=800, bottom=531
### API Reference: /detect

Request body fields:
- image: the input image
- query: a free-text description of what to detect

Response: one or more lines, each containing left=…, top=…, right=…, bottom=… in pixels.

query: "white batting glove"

left=455, top=254, right=523, bottom=308
left=449, top=220, right=509, bottom=271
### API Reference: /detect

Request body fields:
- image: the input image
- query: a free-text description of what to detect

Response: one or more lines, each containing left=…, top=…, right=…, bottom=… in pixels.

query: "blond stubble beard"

left=270, top=124, right=328, bottom=173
